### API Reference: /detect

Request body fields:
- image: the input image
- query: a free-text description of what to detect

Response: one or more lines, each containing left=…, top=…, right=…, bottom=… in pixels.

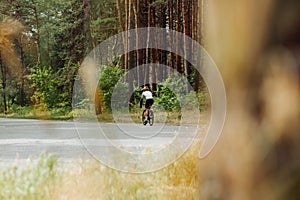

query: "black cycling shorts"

left=145, top=99, right=154, bottom=109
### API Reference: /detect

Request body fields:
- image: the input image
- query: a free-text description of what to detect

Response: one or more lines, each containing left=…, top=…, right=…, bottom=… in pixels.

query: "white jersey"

left=142, top=91, right=153, bottom=100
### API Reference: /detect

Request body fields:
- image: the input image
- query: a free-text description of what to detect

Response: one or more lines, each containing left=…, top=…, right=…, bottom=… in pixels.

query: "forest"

left=0, top=0, right=206, bottom=117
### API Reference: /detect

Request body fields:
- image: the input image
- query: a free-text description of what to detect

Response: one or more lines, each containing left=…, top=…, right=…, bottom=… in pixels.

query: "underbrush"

left=0, top=106, right=73, bottom=120
left=0, top=88, right=209, bottom=124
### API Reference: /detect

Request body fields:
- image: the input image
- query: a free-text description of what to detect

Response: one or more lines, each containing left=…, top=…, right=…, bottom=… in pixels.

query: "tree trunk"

left=182, top=0, right=192, bottom=92
left=157, top=4, right=167, bottom=81
left=18, top=38, right=26, bottom=107
left=176, top=0, right=183, bottom=74
left=198, top=0, right=204, bottom=43
left=116, top=0, right=126, bottom=68
left=193, top=0, right=203, bottom=92
left=124, top=0, right=130, bottom=70
left=83, top=0, right=93, bottom=54
left=116, top=0, right=126, bottom=33
left=128, top=2, right=135, bottom=104
left=149, top=0, right=157, bottom=92
left=32, top=0, right=41, bottom=66
left=0, top=54, right=7, bottom=114
left=168, top=0, right=175, bottom=70
left=130, top=0, right=142, bottom=86
left=140, top=1, right=148, bottom=85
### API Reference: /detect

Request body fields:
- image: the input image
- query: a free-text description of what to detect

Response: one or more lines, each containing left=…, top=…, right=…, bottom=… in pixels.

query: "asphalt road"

left=0, top=118, right=204, bottom=167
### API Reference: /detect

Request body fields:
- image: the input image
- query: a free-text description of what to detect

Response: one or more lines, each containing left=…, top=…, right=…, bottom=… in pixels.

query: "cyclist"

left=140, top=86, right=154, bottom=124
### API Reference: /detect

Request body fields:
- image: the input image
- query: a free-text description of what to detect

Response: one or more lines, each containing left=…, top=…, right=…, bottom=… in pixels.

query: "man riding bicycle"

left=140, top=86, right=154, bottom=124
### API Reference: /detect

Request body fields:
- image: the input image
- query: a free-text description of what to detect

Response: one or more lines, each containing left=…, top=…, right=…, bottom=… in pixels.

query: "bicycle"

left=142, top=107, right=154, bottom=126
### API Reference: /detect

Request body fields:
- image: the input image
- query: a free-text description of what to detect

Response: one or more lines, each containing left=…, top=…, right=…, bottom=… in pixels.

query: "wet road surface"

left=0, top=118, right=205, bottom=167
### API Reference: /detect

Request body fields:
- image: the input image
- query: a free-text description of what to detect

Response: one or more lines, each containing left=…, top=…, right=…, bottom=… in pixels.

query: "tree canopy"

left=0, top=0, right=205, bottom=114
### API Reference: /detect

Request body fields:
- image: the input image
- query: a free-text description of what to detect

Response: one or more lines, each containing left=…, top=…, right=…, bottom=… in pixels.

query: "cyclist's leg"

left=145, top=99, right=150, bottom=118
left=147, top=99, right=153, bottom=120
left=148, top=99, right=153, bottom=112
left=150, top=99, right=154, bottom=109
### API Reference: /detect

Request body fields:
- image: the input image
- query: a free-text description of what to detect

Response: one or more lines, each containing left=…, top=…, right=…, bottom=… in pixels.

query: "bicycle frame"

left=142, top=108, right=154, bottom=126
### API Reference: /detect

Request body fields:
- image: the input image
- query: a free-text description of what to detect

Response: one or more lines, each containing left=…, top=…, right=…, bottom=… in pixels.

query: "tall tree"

left=83, top=0, right=93, bottom=54
left=130, top=0, right=142, bottom=85
left=31, top=0, right=41, bottom=65
left=193, top=0, right=203, bottom=92
left=156, top=2, right=168, bottom=82
left=168, top=0, right=175, bottom=70
left=51, top=1, right=85, bottom=67
left=182, top=0, right=192, bottom=91
left=175, top=0, right=183, bottom=74
left=149, top=0, right=157, bottom=91
left=0, top=55, right=7, bottom=113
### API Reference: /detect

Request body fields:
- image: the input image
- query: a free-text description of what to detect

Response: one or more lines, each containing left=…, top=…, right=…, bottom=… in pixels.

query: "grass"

left=56, top=140, right=200, bottom=200
left=0, top=142, right=201, bottom=200
left=0, top=106, right=73, bottom=121
left=54, top=145, right=200, bottom=200
left=0, top=154, right=58, bottom=200
left=0, top=106, right=210, bottom=126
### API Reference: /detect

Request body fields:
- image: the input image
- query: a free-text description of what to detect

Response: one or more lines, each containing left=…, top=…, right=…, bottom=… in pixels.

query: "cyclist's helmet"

left=143, top=86, right=149, bottom=91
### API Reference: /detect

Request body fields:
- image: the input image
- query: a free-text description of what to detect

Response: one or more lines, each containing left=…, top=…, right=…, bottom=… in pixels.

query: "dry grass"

left=50, top=141, right=201, bottom=200
left=0, top=141, right=201, bottom=200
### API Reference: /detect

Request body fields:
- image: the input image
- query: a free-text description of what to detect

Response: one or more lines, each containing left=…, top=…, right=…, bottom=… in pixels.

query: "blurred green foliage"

left=0, top=154, right=58, bottom=200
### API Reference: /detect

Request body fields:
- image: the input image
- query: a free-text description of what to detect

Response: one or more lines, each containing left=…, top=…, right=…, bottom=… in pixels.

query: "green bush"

left=155, top=72, right=200, bottom=111
left=156, top=85, right=181, bottom=111
left=28, top=66, right=56, bottom=109
left=9, top=105, right=34, bottom=116
left=27, top=63, right=78, bottom=110
left=99, top=65, right=127, bottom=111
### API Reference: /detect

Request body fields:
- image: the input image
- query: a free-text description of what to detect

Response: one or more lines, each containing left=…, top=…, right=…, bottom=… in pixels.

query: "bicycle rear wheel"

left=148, top=109, right=154, bottom=126
left=142, top=110, right=147, bottom=125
